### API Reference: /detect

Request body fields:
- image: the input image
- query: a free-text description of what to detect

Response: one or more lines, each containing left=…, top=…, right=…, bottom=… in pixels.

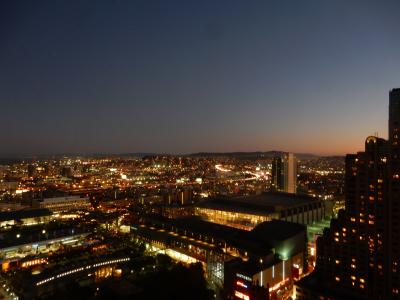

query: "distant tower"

left=271, top=153, right=297, bottom=194
left=283, top=153, right=297, bottom=194
left=271, top=157, right=283, bottom=191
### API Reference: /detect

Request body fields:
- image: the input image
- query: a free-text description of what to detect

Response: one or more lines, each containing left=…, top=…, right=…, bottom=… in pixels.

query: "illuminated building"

left=0, top=208, right=52, bottom=228
left=295, top=88, right=400, bottom=299
left=20, top=258, right=47, bottom=268
left=272, top=153, right=297, bottom=194
left=132, top=216, right=306, bottom=297
left=9, top=254, right=131, bottom=299
left=0, top=226, right=90, bottom=261
left=195, top=192, right=329, bottom=230
left=38, top=196, right=91, bottom=213
left=231, top=283, right=268, bottom=300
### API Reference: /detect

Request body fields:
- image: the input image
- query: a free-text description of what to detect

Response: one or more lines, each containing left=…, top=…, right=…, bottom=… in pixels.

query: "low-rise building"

left=131, top=215, right=307, bottom=298
left=195, top=192, right=331, bottom=230
left=39, top=196, right=91, bottom=213
left=0, top=225, right=91, bottom=262
left=0, top=208, right=52, bottom=228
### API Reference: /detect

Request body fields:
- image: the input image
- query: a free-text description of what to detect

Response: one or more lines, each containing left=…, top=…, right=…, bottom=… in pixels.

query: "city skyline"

left=1, top=2, right=400, bottom=299
left=1, top=1, right=400, bottom=156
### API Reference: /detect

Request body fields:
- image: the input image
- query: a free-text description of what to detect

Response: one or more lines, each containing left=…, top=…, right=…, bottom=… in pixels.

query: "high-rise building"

left=271, top=153, right=297, bottom=194
left=388, top=88, right=400, bottom=298
left=295, top=88, right=400, bottom=299
left=271, top=157, right=283, bottom=191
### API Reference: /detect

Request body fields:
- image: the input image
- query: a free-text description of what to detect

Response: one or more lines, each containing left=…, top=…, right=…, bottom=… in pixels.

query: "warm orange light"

left=234, top=291, right=250, bottom=300
left=236, top=281, right=248, bottom=288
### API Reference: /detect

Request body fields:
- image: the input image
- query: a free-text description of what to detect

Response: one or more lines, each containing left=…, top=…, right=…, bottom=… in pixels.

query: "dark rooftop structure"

left=197, top=192, right=321, bottom=215
left=135, top=214, right=307, bottom=294
left=0, top=208, right=52, bottom=222
left=250, top=219, right=307, bottom=241
left=139, top=215, right=306, bottom=260
left=0, top=224, right=93, bottom=249
left=195, top=192, right=330, bottom=227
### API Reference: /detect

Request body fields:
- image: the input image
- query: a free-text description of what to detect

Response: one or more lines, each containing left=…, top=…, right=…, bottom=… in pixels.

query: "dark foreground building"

left=296, top=89, right=400, bottom=299
left=132, top=215, right=307, bottom=298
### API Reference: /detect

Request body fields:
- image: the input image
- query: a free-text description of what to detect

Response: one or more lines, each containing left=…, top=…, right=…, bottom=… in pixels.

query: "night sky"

left=1, top=1, right=400, bottom=156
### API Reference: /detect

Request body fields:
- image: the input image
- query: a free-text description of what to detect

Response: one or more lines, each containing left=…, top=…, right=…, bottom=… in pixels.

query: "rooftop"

left=0, top=224, right=92, bottom=249
left=250, top=219, right=307, bottom=242
left=140, top=215, right=306, bottom=258
left=197, top=192, right=320, bottom=215
left=0, top=208, right=52, bottom=222
left=41, top=196, right=88, bottom=203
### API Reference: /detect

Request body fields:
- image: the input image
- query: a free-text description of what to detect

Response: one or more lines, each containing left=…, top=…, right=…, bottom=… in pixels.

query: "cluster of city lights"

left=36, top=257, right=130, bottom=286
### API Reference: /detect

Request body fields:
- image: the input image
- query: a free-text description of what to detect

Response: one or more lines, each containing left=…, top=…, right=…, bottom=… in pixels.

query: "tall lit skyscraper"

left=271, top=153, right=297, bottom=194
left=296, top=88, right=400, bottom=299
left=283, top=153, right=297, bottom=194
left=388, top=88, right=400, bottom=298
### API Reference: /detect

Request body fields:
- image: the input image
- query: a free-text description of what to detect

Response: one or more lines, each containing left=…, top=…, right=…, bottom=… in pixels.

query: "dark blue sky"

left=1, top=0, right=399, bottom=156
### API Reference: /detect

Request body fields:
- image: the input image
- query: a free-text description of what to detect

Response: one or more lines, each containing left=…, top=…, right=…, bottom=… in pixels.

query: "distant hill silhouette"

left=0, top=151, right=343, bottom=163
left=188, top=151, right=320, bottom=159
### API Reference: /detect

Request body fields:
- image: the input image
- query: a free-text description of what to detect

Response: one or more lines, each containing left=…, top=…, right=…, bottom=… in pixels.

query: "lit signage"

left=236, top=281, right=248, bottom=288
left=234, top=291, right=250, bottom=300
left=236, top=273, right=252, bottom=282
